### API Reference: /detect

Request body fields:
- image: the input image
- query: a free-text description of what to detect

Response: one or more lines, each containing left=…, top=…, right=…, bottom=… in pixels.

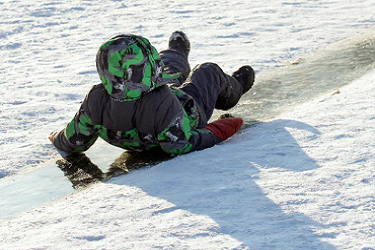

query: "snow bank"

left=1, top=0, right=374, bottom=249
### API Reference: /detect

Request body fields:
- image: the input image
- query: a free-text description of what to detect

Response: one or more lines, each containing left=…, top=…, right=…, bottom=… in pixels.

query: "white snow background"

left=0, top=0, right=375, bottom=249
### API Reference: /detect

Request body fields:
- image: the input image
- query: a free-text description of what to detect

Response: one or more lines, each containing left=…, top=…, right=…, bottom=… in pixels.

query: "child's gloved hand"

left=205, top=117, right=243, bottom=142
left=49, top=131, right=58, bottom=143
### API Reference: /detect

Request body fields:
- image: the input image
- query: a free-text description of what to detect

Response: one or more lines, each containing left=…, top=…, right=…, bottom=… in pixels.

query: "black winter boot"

left=232, top=66, right=255, bottom=94
left=168, top=31, right=190, bottom=57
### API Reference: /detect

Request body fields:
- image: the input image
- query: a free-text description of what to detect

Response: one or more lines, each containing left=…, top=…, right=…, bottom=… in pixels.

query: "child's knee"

left=194, top=62, right=221, bottom=72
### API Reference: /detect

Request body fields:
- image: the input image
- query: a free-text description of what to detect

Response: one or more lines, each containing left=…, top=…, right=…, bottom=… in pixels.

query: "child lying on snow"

left=50, top=31, right=255, bottom=157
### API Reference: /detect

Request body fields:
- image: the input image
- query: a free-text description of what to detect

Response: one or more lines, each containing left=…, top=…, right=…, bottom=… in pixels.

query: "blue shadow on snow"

left=107, top=119, right=335, bottom=249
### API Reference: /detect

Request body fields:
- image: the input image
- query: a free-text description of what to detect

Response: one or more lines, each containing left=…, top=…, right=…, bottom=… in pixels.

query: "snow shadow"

left=245, top=119, right=322, bottom=172
left=108, top=119, right=334, bottom=249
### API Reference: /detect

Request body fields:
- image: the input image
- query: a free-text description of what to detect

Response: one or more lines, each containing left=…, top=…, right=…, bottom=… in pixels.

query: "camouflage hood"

left=96, top=34, right=179, bottom=101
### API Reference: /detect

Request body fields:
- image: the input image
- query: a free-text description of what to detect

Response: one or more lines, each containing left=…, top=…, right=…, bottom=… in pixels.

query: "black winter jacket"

left=53, top=83, right=218, bottom=156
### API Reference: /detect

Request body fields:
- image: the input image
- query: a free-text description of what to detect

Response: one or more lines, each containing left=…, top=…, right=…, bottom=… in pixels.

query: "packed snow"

left=1, top=0, right=374, bottom=249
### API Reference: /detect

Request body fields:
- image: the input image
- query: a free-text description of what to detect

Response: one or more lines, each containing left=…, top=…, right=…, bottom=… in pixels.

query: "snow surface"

left=1, top=0, right=375, bottom=249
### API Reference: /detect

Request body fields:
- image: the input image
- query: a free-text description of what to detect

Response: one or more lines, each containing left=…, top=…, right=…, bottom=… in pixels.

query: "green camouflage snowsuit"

left=52, top=35, right=244, bottom=156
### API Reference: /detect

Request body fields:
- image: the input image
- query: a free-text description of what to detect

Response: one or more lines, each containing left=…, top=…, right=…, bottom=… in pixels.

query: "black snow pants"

left=159, top=48, right=244, bottom=128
